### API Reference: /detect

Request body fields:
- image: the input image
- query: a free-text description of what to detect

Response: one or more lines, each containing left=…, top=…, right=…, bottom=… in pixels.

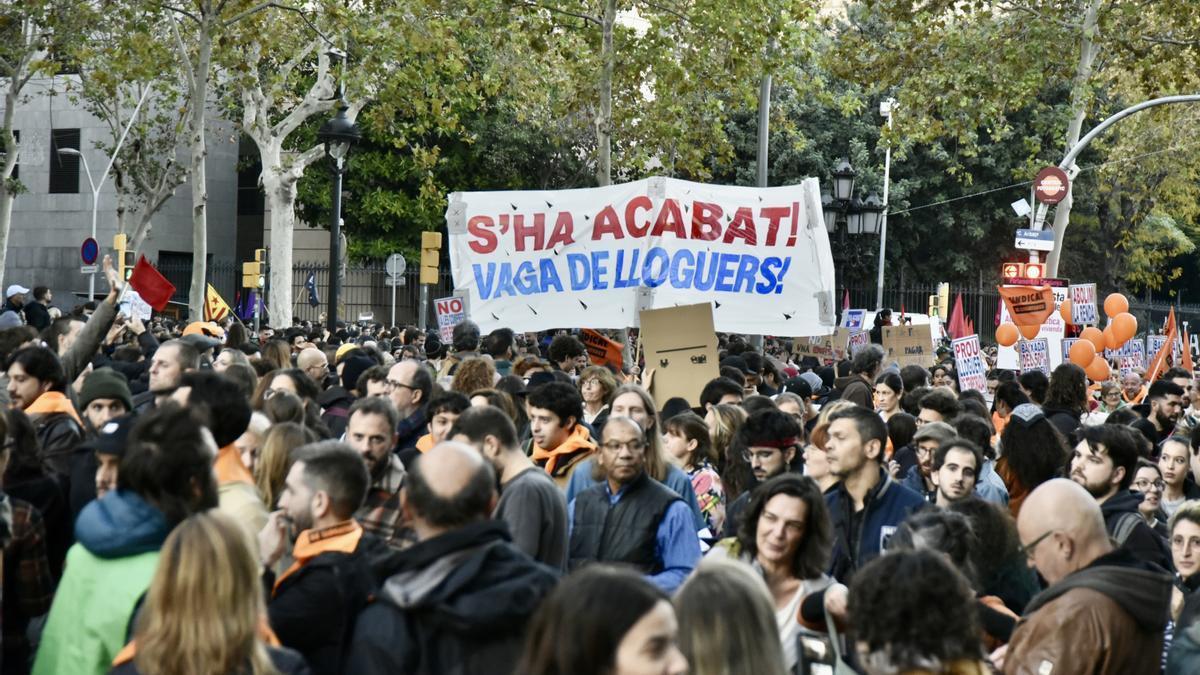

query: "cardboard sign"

left=793, top=329, right=851, bottom=362
left=882, top=324, right=934, bottom=368
left=1019, top=338, right=1051, bottom=375
left=580, top=329, right=624, bottom=371
left=997, top=285, right=1056, bottom=327
left=1069, top=284, right=1098, bottom=326
left=119, top=289, right=152, bottom=321
left=847, top=331, right=871, bottom=358
left=639, top=303, right=719, bottom=407
left=434, top=296, right=466, bottom=343
left=842, top=309, right=867, bottom=331
left=952, top=335, right=988, bottom=393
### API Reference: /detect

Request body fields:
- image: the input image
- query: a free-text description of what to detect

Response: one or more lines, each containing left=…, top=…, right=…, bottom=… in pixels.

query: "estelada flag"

left=996, top=285, right=1055, bottom=327
left=580, top=329, right=624, bottom=371
left=204, top=283, right=233, bottom=322
left=127, top=256, right=176, bottom=311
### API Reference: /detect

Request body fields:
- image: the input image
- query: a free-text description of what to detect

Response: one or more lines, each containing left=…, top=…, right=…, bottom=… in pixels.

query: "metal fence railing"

left=290, top=262, right=455, bottom=328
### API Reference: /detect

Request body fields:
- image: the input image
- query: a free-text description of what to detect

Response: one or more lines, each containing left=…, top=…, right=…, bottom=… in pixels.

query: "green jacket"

left=33, top=490, right=170, bottom=675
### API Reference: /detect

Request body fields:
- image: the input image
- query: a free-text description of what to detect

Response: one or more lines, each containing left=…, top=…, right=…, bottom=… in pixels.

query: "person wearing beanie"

left=319, top=354, right=373, bottom=439
left=79, top=368, right=134, bottom=432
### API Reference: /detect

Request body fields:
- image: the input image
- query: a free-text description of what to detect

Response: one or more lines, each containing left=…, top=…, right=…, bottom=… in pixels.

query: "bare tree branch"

left=1000, top=2, right=1080, bottom=30
left=169, top=13, right=197, bottom=93
left=638, top=0, right=693, bottom=25
left=1140, top=33, right=1200, bottom=46
left=157, top=3, right=201, bottom=24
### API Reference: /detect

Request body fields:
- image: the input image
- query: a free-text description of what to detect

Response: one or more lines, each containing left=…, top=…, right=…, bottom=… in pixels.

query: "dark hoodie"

left=344, top=520, right=559, bottom=675
left=1100, top=489, right=1172, bottom=572
left=1008, top=548, right=1172, bottom=675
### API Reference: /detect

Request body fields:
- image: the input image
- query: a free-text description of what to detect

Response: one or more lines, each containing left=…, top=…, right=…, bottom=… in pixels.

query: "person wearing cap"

left=68, top=369, right=135, bottom=517
left=2, top=283, right=28, bottom=322
left=88, top=415, right=135, bottom=501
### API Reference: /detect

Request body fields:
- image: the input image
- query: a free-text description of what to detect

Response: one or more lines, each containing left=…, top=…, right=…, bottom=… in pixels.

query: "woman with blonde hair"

left=704, top=403, right=748, bottom=475
left=254, top=422, right=318, bottom=510
left=110, top=511, right=307, bottom=675
left=675, top=557, right=788, bottom=675
left=259, top=340, right=292, bottom=372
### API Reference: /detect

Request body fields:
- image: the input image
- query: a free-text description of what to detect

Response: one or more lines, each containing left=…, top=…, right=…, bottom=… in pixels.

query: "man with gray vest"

left=567, top=415, right=700, bottom=592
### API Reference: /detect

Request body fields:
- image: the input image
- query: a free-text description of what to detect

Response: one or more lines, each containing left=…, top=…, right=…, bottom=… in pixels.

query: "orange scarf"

left=273, top=520, right=364, bottom=594
left=112, top=616, right=280, bottom=666
left=25, top=391, right=82, bottom=426
left=416, top=433, right=434, bottom=453
left=530, top=424, right=596, bottom=476
left=215, top=443, right=255, bottom=487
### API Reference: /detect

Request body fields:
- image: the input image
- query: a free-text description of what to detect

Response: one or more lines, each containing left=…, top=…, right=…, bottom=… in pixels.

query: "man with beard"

left=902, top=421, right=956, bottom=501
left=345, top=396, right=413, bottom=548
left=721, top=409, right=803, bottom=538
left=1132, top=380, right=1185, bottom=448
left=1070, top=424, right=1171, bottom=571
left=929, top=439, right=982, bottom=508
left=258, top=441, right=380, bottom=675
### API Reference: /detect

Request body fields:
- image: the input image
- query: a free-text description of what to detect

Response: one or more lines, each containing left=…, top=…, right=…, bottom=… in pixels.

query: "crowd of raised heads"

left=2, top=273, right=1199, bottom=675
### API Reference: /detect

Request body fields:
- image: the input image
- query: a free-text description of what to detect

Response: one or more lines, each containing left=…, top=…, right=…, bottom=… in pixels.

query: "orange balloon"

left=1111, top=312, right=1137, bottom=344
left=1086, top=354, right=1111, bottom=382
left=1069, top=339, right=1096, bottom=367
left=1104, top=293, right=1129, bottom=318
left=1103, top=324, right=1118, bottom=350
left=1059, top=299, right=1073, bottom=326
left=996, top=323, right=1019, bottom=347
left=1080, top=326, right=1105, bottom=352
left=1018, top=323, right=1042, bottom=340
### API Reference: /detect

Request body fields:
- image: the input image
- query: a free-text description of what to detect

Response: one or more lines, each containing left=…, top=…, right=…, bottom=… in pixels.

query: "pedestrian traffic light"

left=113, top=234, right=135, bottom=280
left=1024, top=262, right=1045, bottom=280
left=420, top=231, right=442, bottom=285
left=1001, top=262, right=1024, bottom=280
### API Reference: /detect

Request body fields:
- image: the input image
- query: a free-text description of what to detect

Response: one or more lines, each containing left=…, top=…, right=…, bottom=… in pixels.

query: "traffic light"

left=242, top=259, right=264, bottom=289
left=1023, top=262, right=1044, bottom=280
left=1001, top=262, right=1024, bottom=280
left=113, top=234, right=135, bottom=280
left=420, top=231, right=442, bottom=285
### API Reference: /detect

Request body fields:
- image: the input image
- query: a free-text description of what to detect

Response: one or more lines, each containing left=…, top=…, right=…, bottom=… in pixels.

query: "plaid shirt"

left=3, top=495, right=55, bottom=670
left=355, top=454, right=416, bottom=549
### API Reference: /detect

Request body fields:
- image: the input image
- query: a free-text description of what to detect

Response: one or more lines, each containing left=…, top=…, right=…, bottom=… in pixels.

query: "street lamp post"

left=56, top=83, right=153, bottom=300
left=316, top=102, right=361, bottom=334
left=874, top=98, right=896, bottom=311
left=821, top=158, right=885, bottom=309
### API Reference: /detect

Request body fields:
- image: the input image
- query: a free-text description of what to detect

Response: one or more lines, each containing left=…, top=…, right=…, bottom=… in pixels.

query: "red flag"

left=128, top=256, right=176, bottom=311
left=1147, top=307, right=1177, bottom=383
left=842, top=289, right=850, bottom=311
left=947, top=293, right=969, bottom=339
left=900, top=302, right=906, bottom=324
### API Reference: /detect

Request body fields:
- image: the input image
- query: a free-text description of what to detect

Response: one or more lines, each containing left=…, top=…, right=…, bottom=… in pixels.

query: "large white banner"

left=445, top=177, right=837, bottom=335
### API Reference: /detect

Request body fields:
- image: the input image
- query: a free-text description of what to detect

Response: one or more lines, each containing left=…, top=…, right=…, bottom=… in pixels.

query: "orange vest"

left=215, top=443, right=255, bottom=487
left=112, top=618, right=280, bottom=666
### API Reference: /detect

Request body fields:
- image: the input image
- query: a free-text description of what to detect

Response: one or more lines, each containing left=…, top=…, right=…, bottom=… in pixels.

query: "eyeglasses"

left=386, top=380, right=415, bottom=392
left=1017, top=529, right=1058, bottom=560
left=602, top=440, right=645, bottom=453
left=915, top=444, right=939, bottom=458
left=1133, top=478, right=1166, bottom=492
left=742, top=448, right=781, bottom=463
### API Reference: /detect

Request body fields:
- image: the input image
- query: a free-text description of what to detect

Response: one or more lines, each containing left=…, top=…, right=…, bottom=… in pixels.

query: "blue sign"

left=81, top=237, right=99, bottom=265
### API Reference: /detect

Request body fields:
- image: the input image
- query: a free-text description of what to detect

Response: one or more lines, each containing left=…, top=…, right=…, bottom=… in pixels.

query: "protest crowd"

left=3, top=256, right=1200, bottom=675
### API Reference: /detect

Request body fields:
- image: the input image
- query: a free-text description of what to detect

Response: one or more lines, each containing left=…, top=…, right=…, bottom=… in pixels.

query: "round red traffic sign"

left=1034, top=166, right=1070, bottom=205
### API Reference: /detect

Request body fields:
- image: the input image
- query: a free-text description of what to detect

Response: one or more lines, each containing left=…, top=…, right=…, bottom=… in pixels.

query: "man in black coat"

left=344, top=441, right=559, bottom=675
left=259, top=441, right=383, bottom=675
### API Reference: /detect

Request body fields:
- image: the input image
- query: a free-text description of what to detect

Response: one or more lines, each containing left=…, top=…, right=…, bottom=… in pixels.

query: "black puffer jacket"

left=344, top=520, right=559, bottom=675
